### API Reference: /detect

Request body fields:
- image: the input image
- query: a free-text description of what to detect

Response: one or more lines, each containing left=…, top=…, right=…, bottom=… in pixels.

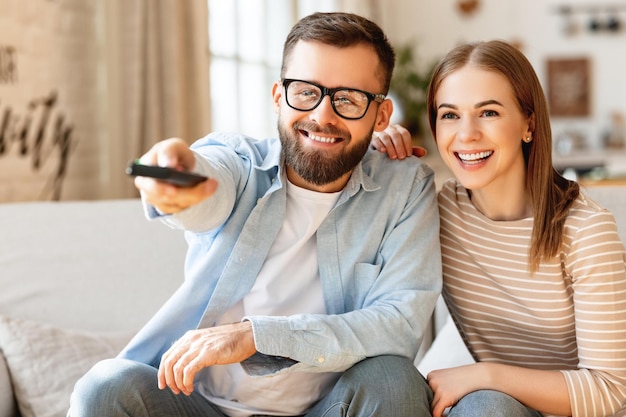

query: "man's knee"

left=344, top=355, right=427, bottom=387
left=77, top=358, right=153, bottom=393
left=69, top=358, right=156, bottom=415
left=340, top=355, right=432, bottom=411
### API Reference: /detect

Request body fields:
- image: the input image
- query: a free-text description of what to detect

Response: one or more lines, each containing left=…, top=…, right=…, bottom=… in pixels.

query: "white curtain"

left=0, top=0, right=211, bottom=201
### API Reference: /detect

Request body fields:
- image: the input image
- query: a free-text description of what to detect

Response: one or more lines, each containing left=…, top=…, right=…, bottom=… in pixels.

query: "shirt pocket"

left=350, top=262, right=383, bottom=301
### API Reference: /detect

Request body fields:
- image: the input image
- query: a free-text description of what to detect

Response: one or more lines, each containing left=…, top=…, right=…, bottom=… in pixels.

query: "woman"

left=373, top=40, right=626, bottom=417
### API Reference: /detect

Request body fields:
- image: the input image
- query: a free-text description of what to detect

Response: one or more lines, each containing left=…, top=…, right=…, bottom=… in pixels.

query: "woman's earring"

left=523, top=135, right=533, bottom=143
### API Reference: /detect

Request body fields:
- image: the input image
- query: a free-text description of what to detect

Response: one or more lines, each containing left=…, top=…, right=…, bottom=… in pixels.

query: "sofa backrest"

left=582, top=184, right=626, bottom=243
left=0, top=199, right=187, bottom=333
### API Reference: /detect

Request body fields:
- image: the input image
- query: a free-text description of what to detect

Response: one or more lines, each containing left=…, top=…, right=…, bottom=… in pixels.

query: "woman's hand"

left=427, top=364, right=487, bottom=417
left=372, top=124, right=427, bottom=159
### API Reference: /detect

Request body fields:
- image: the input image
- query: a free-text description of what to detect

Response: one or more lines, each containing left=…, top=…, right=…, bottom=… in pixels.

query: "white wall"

left=379, top=0, right=626, bottom=152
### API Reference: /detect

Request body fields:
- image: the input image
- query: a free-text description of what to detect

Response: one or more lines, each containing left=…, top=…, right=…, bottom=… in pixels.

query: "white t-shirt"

left=202, top=181, right=341, bottom=416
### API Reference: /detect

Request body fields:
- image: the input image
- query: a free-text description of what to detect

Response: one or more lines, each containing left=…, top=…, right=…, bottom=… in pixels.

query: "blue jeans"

left=447, top=390, right=542, bottom=417
left=68, top=355, right=432, bottom=417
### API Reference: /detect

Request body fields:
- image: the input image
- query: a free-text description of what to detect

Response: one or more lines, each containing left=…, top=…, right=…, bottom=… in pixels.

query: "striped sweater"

left=438, top=179, right=626, bottom=417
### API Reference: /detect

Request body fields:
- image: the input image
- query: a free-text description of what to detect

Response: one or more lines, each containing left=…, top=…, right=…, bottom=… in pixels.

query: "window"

left=207, top=0, right=344, bottom=138
left=208, top=0, right=292, bottom=139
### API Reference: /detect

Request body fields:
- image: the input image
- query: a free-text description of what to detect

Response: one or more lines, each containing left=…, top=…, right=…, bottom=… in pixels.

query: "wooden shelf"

left=553, top=149, right=626, bottom=180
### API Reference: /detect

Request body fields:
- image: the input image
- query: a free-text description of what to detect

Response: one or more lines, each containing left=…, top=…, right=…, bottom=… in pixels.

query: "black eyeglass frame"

left=281, top=78, right=386, bottom=120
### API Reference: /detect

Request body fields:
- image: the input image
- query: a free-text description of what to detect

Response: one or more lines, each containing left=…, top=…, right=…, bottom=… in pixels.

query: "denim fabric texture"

left=69, top=356, right=432, bottom=417
left=447, top=390, right=542, bottom=417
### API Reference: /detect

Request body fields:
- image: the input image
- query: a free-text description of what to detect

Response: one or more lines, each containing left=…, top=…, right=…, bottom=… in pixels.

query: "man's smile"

left=306, top=132, right=340, bottom=143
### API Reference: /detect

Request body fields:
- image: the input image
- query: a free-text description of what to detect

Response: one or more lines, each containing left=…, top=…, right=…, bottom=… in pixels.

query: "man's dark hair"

left=280, top=12, right=395, bottom=93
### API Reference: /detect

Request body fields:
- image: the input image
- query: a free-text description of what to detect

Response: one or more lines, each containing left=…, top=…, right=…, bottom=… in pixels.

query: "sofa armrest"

left=0, top=352, right=18, bottom=417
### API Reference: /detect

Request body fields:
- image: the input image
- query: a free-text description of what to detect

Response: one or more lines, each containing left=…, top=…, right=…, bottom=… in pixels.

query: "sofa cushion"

left=0, top=315, right=130, bottom=417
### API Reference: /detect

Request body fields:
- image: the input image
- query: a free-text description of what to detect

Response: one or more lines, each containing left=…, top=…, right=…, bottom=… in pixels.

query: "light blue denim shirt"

left=119, top=132, right=442, bottom=376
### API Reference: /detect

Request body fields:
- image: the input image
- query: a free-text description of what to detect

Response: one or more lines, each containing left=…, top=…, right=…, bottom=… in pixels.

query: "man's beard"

left=278, top=118, right=372, bottom=186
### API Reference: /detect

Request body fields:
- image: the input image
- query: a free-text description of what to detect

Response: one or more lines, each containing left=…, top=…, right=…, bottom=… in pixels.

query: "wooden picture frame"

left=546, top=58, right=591, bottom=117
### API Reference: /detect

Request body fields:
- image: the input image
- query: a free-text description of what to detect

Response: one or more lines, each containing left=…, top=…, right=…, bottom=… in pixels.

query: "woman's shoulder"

left=437, top=178, right=464, bottom=200
left=436, top=179, right=480, bottom=225
left=568, top=191, right=617, bottom=222
left=437, top=179, right=473, bottom=212
left=563, top=191, right=622, bottom=243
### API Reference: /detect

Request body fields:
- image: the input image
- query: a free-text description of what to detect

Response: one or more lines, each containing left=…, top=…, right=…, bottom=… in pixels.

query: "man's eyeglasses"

left=281, top=78, right=386, bottom=120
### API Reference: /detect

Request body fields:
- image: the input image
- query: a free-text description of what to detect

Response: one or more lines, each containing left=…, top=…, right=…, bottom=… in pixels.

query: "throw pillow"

left=0, top=315, right=130, bottom=417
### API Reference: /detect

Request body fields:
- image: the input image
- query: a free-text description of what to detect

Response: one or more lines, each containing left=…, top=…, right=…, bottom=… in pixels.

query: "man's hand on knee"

left=157, top=321, right=256, bottom=396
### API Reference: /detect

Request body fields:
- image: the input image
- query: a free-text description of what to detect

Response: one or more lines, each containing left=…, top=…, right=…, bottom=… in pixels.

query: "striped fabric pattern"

left=438, top=179, right=626, bottom=417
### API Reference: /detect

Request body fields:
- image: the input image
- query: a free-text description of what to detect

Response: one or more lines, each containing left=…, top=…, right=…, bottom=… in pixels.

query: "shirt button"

left=317, top=356, right=325, bottom=363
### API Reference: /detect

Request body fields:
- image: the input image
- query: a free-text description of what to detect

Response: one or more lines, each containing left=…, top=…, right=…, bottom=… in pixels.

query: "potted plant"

left=390, top=43, right=436, bottom=145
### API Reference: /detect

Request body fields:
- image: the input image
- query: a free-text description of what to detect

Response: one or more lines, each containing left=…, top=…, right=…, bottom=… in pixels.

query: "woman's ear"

left=525, top=113, right=536, bottom=138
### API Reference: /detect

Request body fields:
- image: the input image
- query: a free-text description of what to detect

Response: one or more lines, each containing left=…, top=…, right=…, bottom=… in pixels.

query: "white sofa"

left=0, top=199, right=187, bottom=417
left=0, top=185, right=624, bottom=417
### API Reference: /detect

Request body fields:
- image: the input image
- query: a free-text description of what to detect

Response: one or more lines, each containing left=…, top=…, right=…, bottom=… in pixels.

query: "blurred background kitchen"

left=1, top=0, right=625, bottom=202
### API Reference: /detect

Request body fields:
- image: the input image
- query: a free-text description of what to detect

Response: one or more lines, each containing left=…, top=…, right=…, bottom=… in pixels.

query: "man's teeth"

left=457, top=151, right=493, bottom=162
left=309, top=133, right=337, bottom=143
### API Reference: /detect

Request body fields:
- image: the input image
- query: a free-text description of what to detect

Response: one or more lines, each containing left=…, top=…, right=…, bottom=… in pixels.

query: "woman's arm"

left=427, top=363, right=570, bottom=417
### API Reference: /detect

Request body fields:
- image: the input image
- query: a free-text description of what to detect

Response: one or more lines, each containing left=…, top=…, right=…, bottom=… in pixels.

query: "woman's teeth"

left=457, top=151, right=493, bottom=163
left=309, top=133, right=337, bottom=143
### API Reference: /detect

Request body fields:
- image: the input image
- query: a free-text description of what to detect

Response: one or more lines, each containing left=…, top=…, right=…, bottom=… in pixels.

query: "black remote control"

left=126, top=161, right=208, bottom=187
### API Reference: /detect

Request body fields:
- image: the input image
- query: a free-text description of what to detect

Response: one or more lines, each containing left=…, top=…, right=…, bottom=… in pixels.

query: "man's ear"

left=271, top=81, right=282, bottom=114
left=373, top=99, right=393, bottom=132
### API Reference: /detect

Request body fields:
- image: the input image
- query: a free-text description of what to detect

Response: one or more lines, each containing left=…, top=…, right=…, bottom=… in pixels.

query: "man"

left=69, top=12, right=441, bottom=417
